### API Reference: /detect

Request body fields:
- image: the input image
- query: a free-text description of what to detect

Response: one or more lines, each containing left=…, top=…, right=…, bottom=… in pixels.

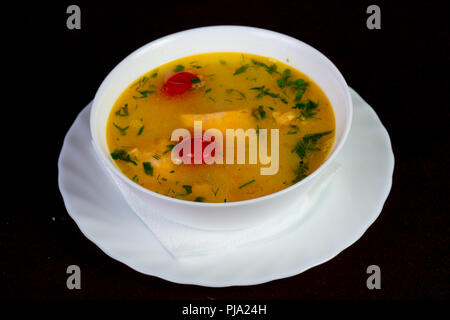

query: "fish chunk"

left=272, top=111, right=297, bottom=125
left=180, top=110, right=256, bottom=131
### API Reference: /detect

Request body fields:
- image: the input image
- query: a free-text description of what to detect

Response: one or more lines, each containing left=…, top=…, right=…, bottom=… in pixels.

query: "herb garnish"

left=291, top=131, right=332, bottom=159
left=182, top=185, right=192, bottom=195
left=163, top=144, right=175, bottom=155
left=143, top=162, right=153, bottom=176
left=290, top=79, right=308, bottom=101
left=292, top=100, right=319, bottom=119
left=219, top=59, right=227, bottom=65
left=251, top=85, right=278, bottom=98
left=194, top=197, right=205, bottom=202
left=174, top=64, right=184, bottom=72
left=252, top=105, right=266, bottom=120
left=277, top=69, right=309, bottom=101
left=111, top=149, right=137, bottom=165
left=251, top=59, right=280, bottom=75
left=233, top=64, right=249, bottom=75
left=292, top=160, right=309, bottom=183
left=113, top=123, right=129, bottom=136
left=189, top=61, right=202, bottom=69
left=191, top=77, right=201, bottom=84
left=250, top=86, right=289, bottom=104
left=238, top=179, right=256, bottom=189
left=226, top=88, right=246, bottom=100
left=277, top=69, right=292, bottom=88
left=137, top=125, right=144, bottom=136
left=115, top=104, right=129, bottom=117
left=287, top=125, right=299, bottom=135
left=133, top=90, right=155, bottom=99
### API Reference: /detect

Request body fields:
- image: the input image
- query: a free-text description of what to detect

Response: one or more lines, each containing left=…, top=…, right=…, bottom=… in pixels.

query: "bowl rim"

left=90, top=25, right=353, bottom=207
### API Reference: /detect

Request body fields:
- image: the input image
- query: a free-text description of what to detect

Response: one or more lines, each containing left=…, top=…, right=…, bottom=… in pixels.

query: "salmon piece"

left=272, top=111, right=297, bottom=126
left=180, top=110, right=256, bottom=132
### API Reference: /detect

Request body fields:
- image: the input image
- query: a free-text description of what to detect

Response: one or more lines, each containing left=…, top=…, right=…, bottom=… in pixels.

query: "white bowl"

left=90, top=26, right=353, bottom=231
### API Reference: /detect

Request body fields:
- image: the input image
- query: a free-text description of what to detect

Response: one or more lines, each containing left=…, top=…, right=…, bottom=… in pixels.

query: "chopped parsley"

left=287, top=125, right=300, bottom=135
left=163, top=144, right=175, bottom=155
left=115, top=104, right=129, bottom=117
left=219, top=59, right=227, bottom=65
left=189, top=61, right=202, bottom=69
left=111, top=149, right=137, bottom=165
left=233, top=64, right=249, bottom=75
left=252, top=105, right=266, bottom=120
left=291, top=131, right=333, bottom=159
left=133, top=90, right=155, bottom=99
left=191, top=77, right=201, bottom=84
left=194, top=196, right=205, bottom=202
left=290, top=79, right=308, bottom=101
left=143, top=162, right=153, bottom=176
left=137, top=125, right=144, bottom=136
left=174, top=64, right=184, bottom=72
left=277, top=69, right=292, bottom=88
left=182, top=185, right=192, bottom=195
left=292, top=100, right=319, bottom=119
left=277, top=70, right=309, bottom=101
left=251, top=59, right=280, bottom=75
left=292, top=160, right=309, bottom=183
left=113, top=123, right=129, bottom=136
left=238, top=179, right=256, bottom=189
left=226, top=88, right=246, bottom=100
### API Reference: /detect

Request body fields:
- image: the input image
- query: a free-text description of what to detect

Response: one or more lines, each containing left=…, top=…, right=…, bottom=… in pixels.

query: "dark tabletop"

left=2, top=0, right=449, bottom=305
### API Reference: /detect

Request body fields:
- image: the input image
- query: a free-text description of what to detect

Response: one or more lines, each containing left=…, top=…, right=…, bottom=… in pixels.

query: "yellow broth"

left=106, top=52, right=335, bottom=203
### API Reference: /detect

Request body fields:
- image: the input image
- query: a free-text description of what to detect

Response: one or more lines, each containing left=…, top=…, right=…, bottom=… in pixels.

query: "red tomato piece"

left=162, top=72, right=198, bottom=96
left=177, top=136, right=215, bottom=164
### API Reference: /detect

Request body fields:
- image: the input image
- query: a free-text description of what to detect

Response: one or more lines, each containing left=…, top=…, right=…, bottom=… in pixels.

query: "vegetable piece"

left=115, top=104, right=129, bottom=117
left=113, top=123, right=129, bottom=136
left=176, top=136, right=215, bottom=165
left=238, top=179, right=256, bottom=189
left=111, top=149, right=137, bottom=165
left=233, top=65, right=249, bottom=75
left=143, top=162, right=154, bottom=176
left=162, top=72, right=198, bottom=96
left=291, top=131, right=333, bottom=159
left=292, top=100, right=319, bottom=119
left=251, top=59, right=280, bottom=75
left=182, top=185, right=192, bottom=195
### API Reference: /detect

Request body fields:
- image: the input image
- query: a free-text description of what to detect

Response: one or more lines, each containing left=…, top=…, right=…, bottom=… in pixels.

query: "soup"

left=106, top=52, right=335, bottom=203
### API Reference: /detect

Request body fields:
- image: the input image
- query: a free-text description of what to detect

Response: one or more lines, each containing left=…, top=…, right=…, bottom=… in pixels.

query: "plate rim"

left=58, top=88, right=394, bottom=287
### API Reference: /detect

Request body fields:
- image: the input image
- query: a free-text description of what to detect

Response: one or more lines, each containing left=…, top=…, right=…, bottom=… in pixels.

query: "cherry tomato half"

left=177, top=136, right=216, bottom=164
left=162, top=72, right=198, bottom=96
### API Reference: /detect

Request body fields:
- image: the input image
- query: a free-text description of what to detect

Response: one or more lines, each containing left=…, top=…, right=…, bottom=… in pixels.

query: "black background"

left=2, top=0, right=449, bottom=305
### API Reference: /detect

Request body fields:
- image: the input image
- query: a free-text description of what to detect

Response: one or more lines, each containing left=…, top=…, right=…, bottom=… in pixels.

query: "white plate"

left=58, top=88, right=394, bottom=287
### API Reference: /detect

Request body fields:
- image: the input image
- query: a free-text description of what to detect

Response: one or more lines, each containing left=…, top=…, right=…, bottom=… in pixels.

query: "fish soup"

left=106, top=52, right=335, bottom=203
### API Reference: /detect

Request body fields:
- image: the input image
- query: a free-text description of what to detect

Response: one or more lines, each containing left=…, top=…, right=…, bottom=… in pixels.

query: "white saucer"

left=58, top=88, right=394, bottom=287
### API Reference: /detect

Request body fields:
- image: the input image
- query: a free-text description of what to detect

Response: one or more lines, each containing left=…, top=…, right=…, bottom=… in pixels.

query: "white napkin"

left=93, top=142, right=340, bottom=258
